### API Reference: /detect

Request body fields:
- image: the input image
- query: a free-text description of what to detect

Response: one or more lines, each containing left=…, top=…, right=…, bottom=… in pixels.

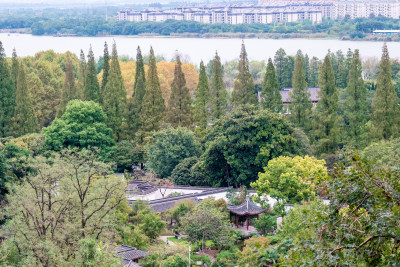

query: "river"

left=0, top=33, right=399, bottom=64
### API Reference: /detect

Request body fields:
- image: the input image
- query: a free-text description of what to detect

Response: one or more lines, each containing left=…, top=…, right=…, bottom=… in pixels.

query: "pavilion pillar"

left=235, top=215, right=239, bottom=228
left=246, top=215, right=249, bottom=230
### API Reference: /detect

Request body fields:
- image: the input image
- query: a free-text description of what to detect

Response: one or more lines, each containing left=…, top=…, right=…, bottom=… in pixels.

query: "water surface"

left=1, top=33, right=398, bottom=64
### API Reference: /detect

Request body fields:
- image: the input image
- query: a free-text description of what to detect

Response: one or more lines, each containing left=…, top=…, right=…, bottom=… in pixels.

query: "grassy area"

left=159, top=228, right=174, bottom=236
left=167, top=236, right=189, bottom=245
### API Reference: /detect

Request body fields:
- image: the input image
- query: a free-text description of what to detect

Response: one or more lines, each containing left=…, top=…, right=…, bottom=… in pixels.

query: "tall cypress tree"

left=77, top=49, right=86, bottom=100
left=165, top=55, right=193, bottom=127
left=232, top=42, right=257, bottom=106
left=210, top=52, right=227, bottom=121
left=313, top=55, right=340, bottom=155
left=274, top=48, right=293, bottom=89
left=0, top=42, right=15, bottom=137
left=290, top=54, right=312, bottom=131
left=304, top=54, right=311, bottom=85
left=133, top=46, right=146, bottom=110
left=371, top=43, right=400, bottom=140
left=343, top=49, right=369, bottom=148
left=128, top=46, right=146, bottom=135
left=261, top=58, right=282, bottom=112
left=309, top=56, right=320, bottom=88
left=12, top=62, right=38, bottom=137
left=11, top=49, right=18, bottom=86
left=140, top=47, right=165, bottom=133
left=193, top=60, right=210, bottom=129
left=58, top=55, right=76, bottom=117
left=84, top=46, right=101, bottom=103
left=103, top=42, right=127, bottom=141
left=101, top=42, right=110, bottom=98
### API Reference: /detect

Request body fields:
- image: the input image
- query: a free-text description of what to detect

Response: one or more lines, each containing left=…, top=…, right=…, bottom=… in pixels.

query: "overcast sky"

left=0, top=0, right=231, bottom=3
left=1, top=0, right=208, bottom=3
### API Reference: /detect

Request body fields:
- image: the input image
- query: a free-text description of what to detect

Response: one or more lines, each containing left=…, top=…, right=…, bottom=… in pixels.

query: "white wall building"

left=118, top=4, right=323, bottom=25
left=258, top=0, right=400, bottom=19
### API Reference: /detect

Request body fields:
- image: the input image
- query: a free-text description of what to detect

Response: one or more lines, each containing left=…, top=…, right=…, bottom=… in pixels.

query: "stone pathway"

left=159, top=236, right=175, bottom=246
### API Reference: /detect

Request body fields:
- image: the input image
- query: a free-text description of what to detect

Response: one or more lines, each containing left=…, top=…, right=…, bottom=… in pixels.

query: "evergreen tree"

left=371, top=43, right=400, bottom=140
left=101, top=42, right=110, bottom=98
left=274, top=48, right=293, bottom=89
left=290, top=54, right=312, bottom=131
left=133, top=46, right=146, bottom=110
left=140, top=47, right=165, bottom=133
left=58, top=55, right=76, bottom=117
left=0, top=42, right=15, bottom=137
left=128, top=46, right=146, bottom=135
left=193, top=60, right=210, bottom=129
left=12, top=62, right=38, bottom=137
left=286, top=56, right=295, bottom=88
left=337, top=49, right=353, bottom=89
left=210, top=52, right=227, bottom=121
left=328, top=50, right=339, bottom=80
left=232, top=43, right=257, bottom=106
left=309, top=57, right=320, bottom=88
left=313, top=55, right=340, bottom=155
left=84, top=46, right=101, bottom=103
left=343, top=49, right=369, bottom=148
left=260, top=58, right=282, bottom=112
left=11, top=49, right=18, bottom=86
left=103, top=42, right=127, bottom=141
left=304, top=54, right=311, bottom=85
left=165, top=56, right=193, bottom=127
left=344, top=48, right=353, bottom=86
left=77, top=50, right=86, bottom=100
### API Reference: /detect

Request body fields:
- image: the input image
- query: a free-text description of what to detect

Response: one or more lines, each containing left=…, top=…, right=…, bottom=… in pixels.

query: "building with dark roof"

left=116, top=245, right=149, bottom=266
left=280, top=87, right=320, bottom=114
left=227, top=196, right=268, bottom=230
left=126, top=180, right=158, bottom=196
left=257, top=87, right=320, bottom=114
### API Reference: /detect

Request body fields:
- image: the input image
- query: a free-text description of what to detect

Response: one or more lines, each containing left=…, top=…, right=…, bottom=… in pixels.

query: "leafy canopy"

left=146, top=127, right=200, bottom=178
left=202, top=105, right=300, bottom=187
left=251, top=156, right=327, bottom=203
left=42, top=100, right=114, bottom=153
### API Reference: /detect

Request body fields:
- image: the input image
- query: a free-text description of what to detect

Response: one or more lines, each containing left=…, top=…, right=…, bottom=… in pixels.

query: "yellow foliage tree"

left=99, top=61, right=198, bottom=105
left=237, top=237, right=270, bottom=266
left=251, top=156, right=328, bottom=204
left=157, top=61, right=198, bottom=105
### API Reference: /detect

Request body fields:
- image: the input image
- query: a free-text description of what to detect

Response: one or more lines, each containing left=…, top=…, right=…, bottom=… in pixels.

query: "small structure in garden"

left=227, top=196, right=267, bottom=231
left=116, top=245, right=149, bottom=266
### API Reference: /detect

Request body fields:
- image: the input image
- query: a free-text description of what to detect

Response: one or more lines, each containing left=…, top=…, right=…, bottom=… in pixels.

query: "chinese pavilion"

left=227, top=196, right=267, bottom=230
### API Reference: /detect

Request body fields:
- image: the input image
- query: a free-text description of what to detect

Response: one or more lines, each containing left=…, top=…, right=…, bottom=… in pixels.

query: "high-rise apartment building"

left=258, top=0, right=400, bottom=19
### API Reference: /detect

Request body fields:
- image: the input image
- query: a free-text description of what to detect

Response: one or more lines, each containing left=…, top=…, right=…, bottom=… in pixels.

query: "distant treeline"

left=1, top=13, right=400, bottom=39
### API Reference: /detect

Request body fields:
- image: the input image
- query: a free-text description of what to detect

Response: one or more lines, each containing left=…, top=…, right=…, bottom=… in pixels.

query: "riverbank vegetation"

left=2, top=11, right=400, bottom=41
left=0, top=38, right=399, bottom=265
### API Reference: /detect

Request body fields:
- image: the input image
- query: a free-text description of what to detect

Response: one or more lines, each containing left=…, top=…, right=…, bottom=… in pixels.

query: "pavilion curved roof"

left=227, top=196, right=266, bottom=216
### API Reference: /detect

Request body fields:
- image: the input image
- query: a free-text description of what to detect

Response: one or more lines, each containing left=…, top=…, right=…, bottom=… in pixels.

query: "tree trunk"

left=202, top=232, right=205, bottom=251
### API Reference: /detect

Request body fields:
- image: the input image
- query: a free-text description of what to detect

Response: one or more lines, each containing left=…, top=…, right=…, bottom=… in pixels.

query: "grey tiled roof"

left=126, top=180, right=157, bottom=195
left=150, top=197, right=201, bottom=213
left=128, top=187, right=232, bottom=213
left=117, top=245, right=148, bottom=261
left=227, top=196, right=266, bottom=216
left=280, top=87, right=320, bottom=104
left=145, top=187, right=231, bottom=213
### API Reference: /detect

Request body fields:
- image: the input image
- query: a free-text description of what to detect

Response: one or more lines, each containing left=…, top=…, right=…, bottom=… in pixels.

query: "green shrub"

left=191, top=255, right=211, bottom=266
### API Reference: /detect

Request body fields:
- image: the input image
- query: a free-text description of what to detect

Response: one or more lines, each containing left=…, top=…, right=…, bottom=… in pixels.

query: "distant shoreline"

left=0, top=30, right=397, bottom=42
